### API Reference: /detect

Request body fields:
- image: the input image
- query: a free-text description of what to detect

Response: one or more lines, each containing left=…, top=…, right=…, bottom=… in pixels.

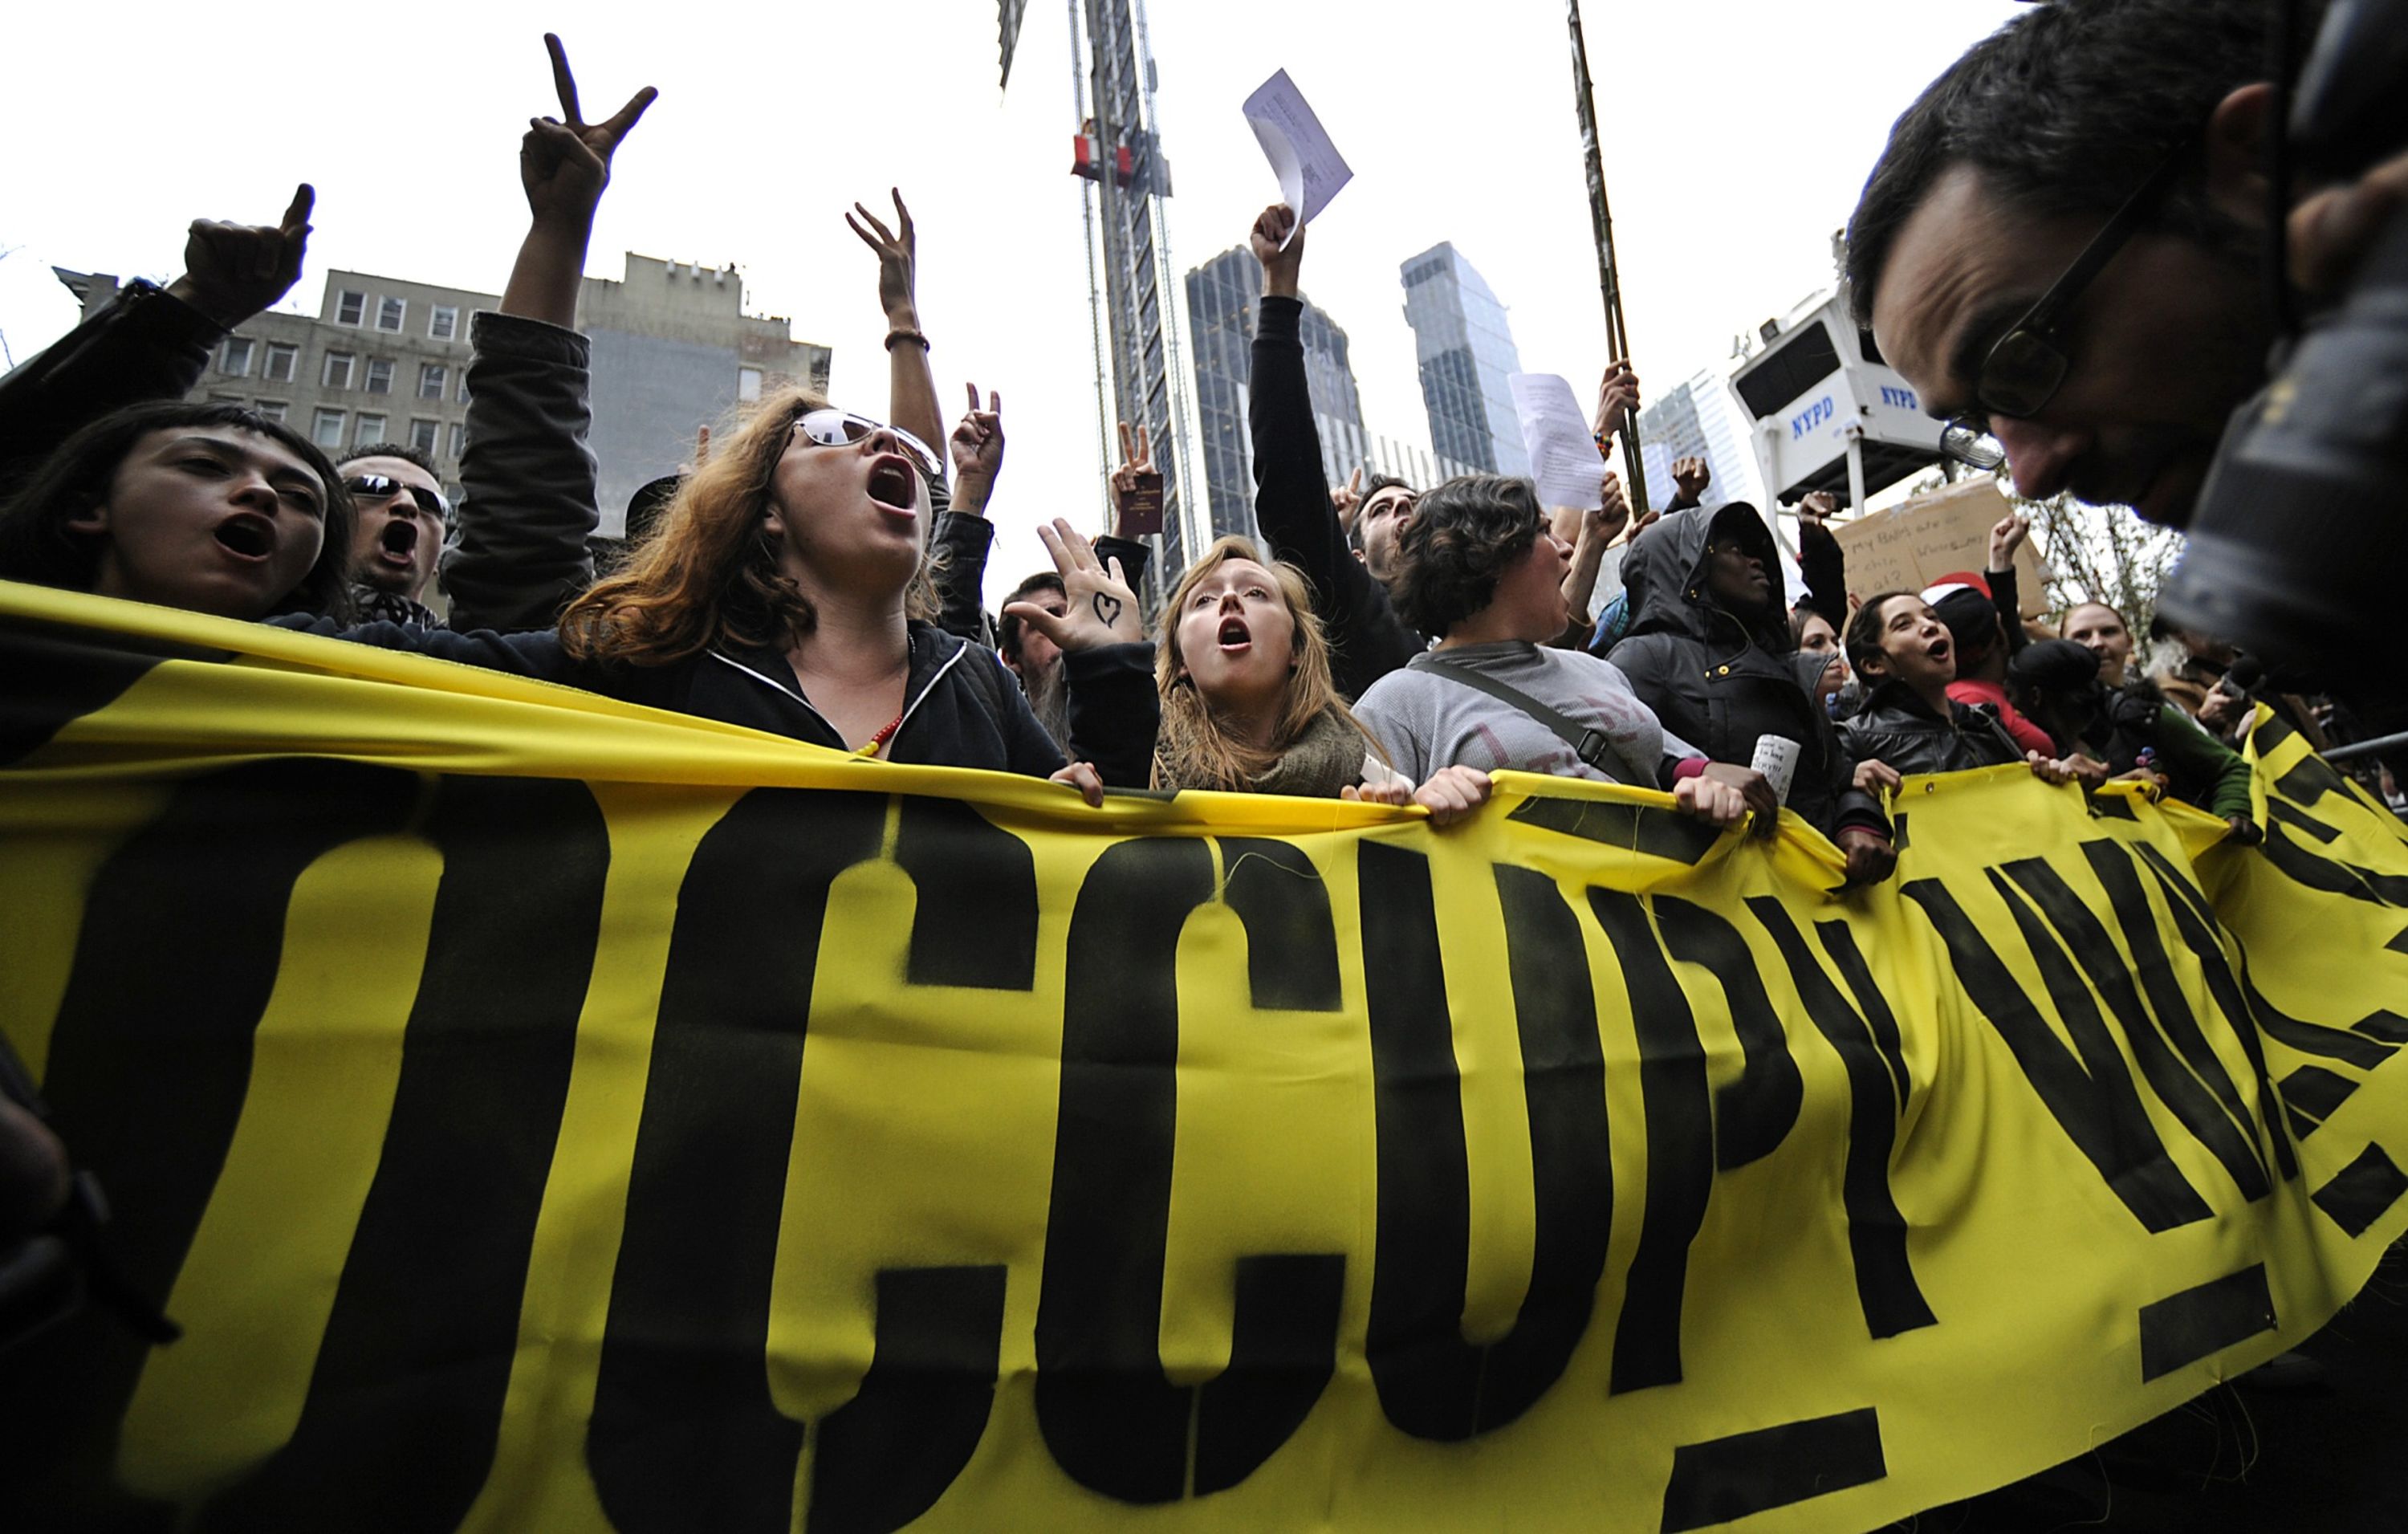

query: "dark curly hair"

left=0, top=399, right=357, bottom=621
left=1845, top=0, right=2304, bottom=324
left=1386, top=474, right=1544, bottom=638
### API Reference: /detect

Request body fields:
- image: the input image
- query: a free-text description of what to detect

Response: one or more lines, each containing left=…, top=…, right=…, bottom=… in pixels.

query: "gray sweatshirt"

left=1353, top=641, right=1701, bottom=787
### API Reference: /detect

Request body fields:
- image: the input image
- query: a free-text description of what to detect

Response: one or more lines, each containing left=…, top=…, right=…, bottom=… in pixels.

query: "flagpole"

left=1567, top=0, right=1649, bottom=512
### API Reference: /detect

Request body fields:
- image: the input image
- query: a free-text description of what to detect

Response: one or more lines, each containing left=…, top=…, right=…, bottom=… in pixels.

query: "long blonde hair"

left=1153, top=535, right=1385, bottom=791
left=559, top=386, right=939, bottom=666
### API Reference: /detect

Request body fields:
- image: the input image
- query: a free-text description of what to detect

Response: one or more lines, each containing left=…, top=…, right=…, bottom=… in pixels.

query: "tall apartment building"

left=1184, top=246, right=1365, bottom=540
left=1398, top=242, right=1529, bottom=478
left=57, top=254, right=831, bottom=536
left=1637, top=367, right=1767, bottom=513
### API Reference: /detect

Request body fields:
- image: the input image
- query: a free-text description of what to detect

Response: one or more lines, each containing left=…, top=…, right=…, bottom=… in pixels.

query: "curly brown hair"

left=1385, top=474, right=1544, bottom=638
left=559, top=387, right=939, bottom=666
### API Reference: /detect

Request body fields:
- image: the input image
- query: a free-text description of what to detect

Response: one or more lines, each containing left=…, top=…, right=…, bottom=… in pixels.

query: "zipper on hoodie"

left=706, top=635, right=968, bottom=755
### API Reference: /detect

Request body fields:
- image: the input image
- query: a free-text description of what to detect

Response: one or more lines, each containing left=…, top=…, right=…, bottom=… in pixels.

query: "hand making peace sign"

left=519, top=34, right=657, bottom=229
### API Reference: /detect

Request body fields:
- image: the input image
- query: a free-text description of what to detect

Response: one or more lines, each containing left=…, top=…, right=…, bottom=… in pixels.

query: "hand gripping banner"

left=5, top=580, right=2408, bottom=1532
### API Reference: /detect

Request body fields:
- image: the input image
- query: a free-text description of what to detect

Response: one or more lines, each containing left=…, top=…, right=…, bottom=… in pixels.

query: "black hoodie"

left=1608, top=505, right=1886, bottom=840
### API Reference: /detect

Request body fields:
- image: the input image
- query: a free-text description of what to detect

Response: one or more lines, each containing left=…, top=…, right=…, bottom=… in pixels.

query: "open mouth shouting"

left=377, top=518, right=421, bottom=566
left=212, top=512, right=279, bottom=563
left=1927, top=633, right=1953, bottom=667
left=866, top=454, right=917, bottom=515
left=1218, top=615, right=1252, bottom=653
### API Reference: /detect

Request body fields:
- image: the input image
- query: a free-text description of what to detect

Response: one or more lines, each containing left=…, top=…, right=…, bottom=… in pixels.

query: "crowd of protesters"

left=0, top=31, right=2365, bottom=859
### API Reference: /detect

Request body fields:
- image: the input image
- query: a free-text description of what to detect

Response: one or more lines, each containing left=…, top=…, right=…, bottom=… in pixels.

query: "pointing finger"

left=280, top=183, right=315, bottom=237
left=966, top=380, right=981, bottom=413
left=543, top=33, right=584, bottom=124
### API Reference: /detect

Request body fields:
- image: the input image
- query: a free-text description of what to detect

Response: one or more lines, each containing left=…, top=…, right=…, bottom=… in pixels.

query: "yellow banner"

left=6, top=580, right=2408, bottom=1533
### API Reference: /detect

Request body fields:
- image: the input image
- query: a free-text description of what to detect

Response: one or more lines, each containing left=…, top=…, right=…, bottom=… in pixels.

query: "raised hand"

left=949, top=382, right=1004, bottom=515
left=1797, top=490, right=1842, bottom=527
left=1669, top=455, right=1711, bottom=509
left=1584, top=470, right=1630, bottom=547
left=1592, top=360, right=1642, bottom=446
left=1987, top=511, right=2030, bottom=572
left=168, top=184, right=314, bottom=328
left=1332, top=465, right=1365, bottom=532
left=1003, top=519, right=1145, bottom=653
left=1250, top=204, right=1303, bottom=298
left=1109, top=421, right=1162, bottom=537
left=520, top=33, right=657, bottom=229
left=845, top=190, right=920, bottom=327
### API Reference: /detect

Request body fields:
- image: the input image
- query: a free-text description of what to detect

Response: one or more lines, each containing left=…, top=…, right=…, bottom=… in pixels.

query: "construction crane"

left=1057, top=0, right=1199, bottom=609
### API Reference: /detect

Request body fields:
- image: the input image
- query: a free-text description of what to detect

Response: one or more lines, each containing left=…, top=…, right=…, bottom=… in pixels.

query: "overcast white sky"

left=0, top=0, right=2024, bottom=607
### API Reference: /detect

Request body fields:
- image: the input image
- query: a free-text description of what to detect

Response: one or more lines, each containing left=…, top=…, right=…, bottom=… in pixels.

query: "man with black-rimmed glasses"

left=1845, top=0, right=2406, bottom=532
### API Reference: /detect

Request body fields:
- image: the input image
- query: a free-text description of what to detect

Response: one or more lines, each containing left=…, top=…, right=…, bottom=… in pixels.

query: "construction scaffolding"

left=1065, top=0, right=1198, bottom=608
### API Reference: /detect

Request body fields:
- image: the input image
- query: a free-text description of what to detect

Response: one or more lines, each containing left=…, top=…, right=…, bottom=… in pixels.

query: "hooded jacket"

left=1608, top=506, right=1886, bottom=839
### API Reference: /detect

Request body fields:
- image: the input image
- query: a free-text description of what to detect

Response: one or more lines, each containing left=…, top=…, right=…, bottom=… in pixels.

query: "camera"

left=2158, top=0, right=2408, bottom=724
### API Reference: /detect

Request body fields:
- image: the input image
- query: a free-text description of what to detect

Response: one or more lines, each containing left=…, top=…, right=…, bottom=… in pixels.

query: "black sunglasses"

left=1940, top=143, right=2191, bottom=471
left=344, top=474, right=453, bottom=523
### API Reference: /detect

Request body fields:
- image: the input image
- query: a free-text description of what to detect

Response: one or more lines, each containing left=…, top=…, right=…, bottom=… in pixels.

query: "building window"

left=429, top=305, right=459, bottom=340
left=220, top=337, right=254, bottom=376
left=376, top=296, right=406, bottom=332
left=364, top=358, right=394, bottom=396
left=738, top=366, right=763, bottom=402
left=323, top=351, right=355, bottom=389
left=208, top=391, right=247, bottom=405
left=409, top=418, right=441, bottom=455
left=336, top=290, right=366, bottom=326
left=355, top=413, right=387, bottom=446
left=419, top=362, right=448, bottom=399
left=264, top=342, right=298, bottom=382
left=312, top=408, right=346, bottom=447
left=449, top=421, right=466, bottom=459
left=254, top=400, right=288, bottom=423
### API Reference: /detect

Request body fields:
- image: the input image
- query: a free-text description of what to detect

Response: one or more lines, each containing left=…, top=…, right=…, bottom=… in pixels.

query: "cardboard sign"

left=1827, top=476, right=2048, bottom=616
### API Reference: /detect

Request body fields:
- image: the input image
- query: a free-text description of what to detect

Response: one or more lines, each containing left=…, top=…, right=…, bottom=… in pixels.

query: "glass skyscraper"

left=1185, top=246, right=1365, bottom=540
left=1398, top=242, right=1529, bottom=478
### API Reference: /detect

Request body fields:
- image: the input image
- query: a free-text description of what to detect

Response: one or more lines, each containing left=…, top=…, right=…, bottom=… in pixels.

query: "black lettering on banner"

left=1035, top=837, right=1344, bottom=1503
left=2272, top=755, right=2351, bottom=810
left=201, top=777, right=611, bottom=1532
left=1653, top=897, right=1800, bottom=1171
left=1589, top=890, right=1713, bottom=1395
left=1745, top=899, right=1934, bottom=1341
left=1507, top=796, right=1721, bottom=865
left=1219, top=839, right=1342, bottom=1011
left=2270, top=799, right=2342, bottom=844
left=1658, top=1406, right=1887, bottom=1532
left=2013, top=850, right=2271, bottom=1201
left=1902, top=878, right=2214, bottom=1232
left=2088, top=795, right=2139, bottom=822
left=2251, top=712, right=2298, bottom=757
left=1, top=759, right=417, bottom=1524
left=2312, top=1144, right=2408, bottom=1237
left=896, top=797, right=1037, bottom=991
left=2278, top=1065, right=2356, bottom=1129
left=2388, top=926, right=2408, bottom=957
left=806, top=1265, right=1007, bottom=1534
left=2137, top=1264, right=2275, bottom=1382
left=1363, top=861, right=1611, bottom=1440
left=592, top=789, right=1025, bottom=1534
left=0, top=625, right=221, bottom=767
left=2130, top=840, right=2398, bottom=1177
left=2260, top=812, right=2408, bottom=908
left=1814, top=921, right=1911, bottom=1107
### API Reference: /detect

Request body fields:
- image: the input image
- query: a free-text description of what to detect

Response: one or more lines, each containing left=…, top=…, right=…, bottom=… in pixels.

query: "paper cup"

left=1751, top=735, right=1800, bottom=806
